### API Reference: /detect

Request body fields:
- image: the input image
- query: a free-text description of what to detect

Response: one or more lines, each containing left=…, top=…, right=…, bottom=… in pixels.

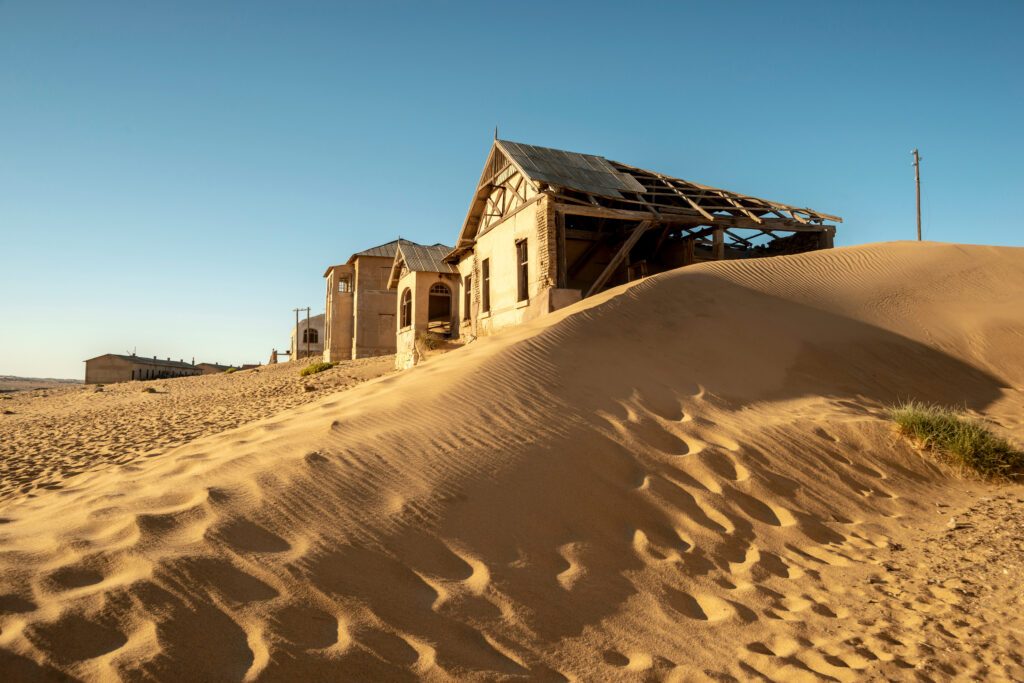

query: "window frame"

left=515, top=239, right=529, bottom=302
left=463, top=275, right=472, bottom=320
left=481, top=258, right=491, bottom=313
left=400, top=288, right=413, bottom=329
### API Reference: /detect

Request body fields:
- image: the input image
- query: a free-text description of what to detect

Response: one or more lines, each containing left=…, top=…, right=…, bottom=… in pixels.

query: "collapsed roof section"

left=449, top=139, right=841, bottom=259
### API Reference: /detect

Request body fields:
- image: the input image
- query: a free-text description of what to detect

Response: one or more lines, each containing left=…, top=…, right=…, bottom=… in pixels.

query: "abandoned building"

left=84, top=354, right=202, bottom=384
left=445, top=139, right=842, bottom=340
left=387, top=241, right=458, bottom=368
left=289, top=313, right=325, bottom=360
left=322, top=239, right=449, bottom=362
left=195, top=362, right=235, bottom=374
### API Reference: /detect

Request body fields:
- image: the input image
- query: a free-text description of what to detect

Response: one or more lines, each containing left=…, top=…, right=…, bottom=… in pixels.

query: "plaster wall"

left=323, top=265, right=355, bottom=362
left=458, top=196, right=549, bottom=338
left=352, top=255, right=398, bottom=358
left=85, top=356, right=200, bottom=384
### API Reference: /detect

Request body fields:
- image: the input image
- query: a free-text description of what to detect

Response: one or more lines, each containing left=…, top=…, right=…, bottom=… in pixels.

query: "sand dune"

left=1, top=241, right=1022, bottom=681
left=0, top=356, right=393, bottom=501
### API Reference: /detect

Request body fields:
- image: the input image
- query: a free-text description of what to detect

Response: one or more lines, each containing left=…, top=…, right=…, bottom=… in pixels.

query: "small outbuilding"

left=195, top=362, right=236, bottom=374
left=290, top=313, right=325, bottom=360
left=387, top=241, right=458, bottom=369
left=84, top=354, right=201, bottom=384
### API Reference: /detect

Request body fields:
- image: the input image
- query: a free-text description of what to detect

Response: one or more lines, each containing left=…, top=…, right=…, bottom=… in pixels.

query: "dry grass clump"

left=889, top=401, right=1024, bottom=480
left=300, top=361, right=335, bottom=377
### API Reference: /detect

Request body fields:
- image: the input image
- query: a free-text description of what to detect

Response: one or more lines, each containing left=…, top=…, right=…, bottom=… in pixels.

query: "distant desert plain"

left=1, top=241, right=1022, bottom=681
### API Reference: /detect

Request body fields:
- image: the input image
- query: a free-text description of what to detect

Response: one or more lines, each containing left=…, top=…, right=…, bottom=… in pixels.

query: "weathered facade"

left=290, top=313, right=325, bottom=360
left=386, top=242, right=458, bottom=369
left=323, top=240, right=445, bottom=362
left=84, top=354, right=201, bottom=384
left=447, top=140, right=842, bottom=340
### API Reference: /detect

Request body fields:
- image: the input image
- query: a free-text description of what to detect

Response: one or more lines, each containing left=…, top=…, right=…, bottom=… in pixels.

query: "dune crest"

left=1, top=241, right=1023, bottom=680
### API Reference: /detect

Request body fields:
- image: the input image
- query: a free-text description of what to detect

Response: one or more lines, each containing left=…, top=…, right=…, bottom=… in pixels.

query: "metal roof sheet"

left=397, top=242, right=456, bottom=274
left=498, top=140, right=647, bottom=198
left=352, top=239, right=403, bottom=259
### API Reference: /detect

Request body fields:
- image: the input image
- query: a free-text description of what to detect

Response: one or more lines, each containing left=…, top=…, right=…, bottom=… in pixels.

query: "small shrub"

left=223, top=367, right=237, bottom=374
left=889, top=401, right=1024, bottom=480
left=416, top=331, right=443, bottom=351
left=300, top=361, right=335, bottom=377
left=141, top=386, right=157, bottom=394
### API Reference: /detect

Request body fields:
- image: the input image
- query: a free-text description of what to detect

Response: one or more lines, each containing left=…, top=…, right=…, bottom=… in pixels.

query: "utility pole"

left=912, top=149, right=922, bottom=241
left=304, top=307, right=311, bottom=359
left=292, top=307, right=302, bottom=359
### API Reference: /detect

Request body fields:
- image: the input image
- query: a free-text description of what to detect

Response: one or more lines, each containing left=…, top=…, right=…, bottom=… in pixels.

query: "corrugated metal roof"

left=353, top=239, right=402, bottom=258
left=397, top=242, right=456, bottom=274
left=498, top=140, right=647, bottom=198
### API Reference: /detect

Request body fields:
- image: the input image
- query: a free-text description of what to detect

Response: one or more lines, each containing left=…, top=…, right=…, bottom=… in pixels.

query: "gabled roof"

left=387, top=240, right=456, bottom=289
left=324, top=239, right=404, bottom=276
left=449, top=139, right=842, bottom=259
left=498, top=140, right=647, bottom=198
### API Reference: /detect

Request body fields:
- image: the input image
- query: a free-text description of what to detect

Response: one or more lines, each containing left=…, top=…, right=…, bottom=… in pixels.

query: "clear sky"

left=1, top=1, right=1021, bottom=379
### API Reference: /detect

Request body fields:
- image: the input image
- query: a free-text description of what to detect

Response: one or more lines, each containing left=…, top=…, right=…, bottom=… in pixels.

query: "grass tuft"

left=223, top=367, right=237, bottom=374
left=300, top=361, right=335, bottom=377
left=889, top=401, right=1024, bottom=480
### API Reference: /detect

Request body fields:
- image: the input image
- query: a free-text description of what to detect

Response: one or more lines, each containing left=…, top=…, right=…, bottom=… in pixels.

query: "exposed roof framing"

left=449, top=140, right=841, bottom=260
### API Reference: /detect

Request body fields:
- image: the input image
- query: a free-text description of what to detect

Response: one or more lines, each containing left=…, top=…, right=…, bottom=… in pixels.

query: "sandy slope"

left=0, top=356, right=394, bottom=501
left=0, top=241, right=1022, bottom=681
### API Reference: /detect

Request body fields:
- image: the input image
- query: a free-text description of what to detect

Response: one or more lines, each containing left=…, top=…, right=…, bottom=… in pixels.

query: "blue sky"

left=1, top=1, right=1021, bottom=379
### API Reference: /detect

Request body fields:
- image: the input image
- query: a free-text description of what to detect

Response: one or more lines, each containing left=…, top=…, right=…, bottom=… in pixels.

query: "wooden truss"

left=449, top=140, right=841, bottom=296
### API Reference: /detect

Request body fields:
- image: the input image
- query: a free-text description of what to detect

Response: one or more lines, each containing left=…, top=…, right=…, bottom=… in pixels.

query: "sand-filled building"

left=446, top=139, right=842, bottom=339
left=387, top=241, right=458, bottom=368
left=323, top=239, right=451, bottom=362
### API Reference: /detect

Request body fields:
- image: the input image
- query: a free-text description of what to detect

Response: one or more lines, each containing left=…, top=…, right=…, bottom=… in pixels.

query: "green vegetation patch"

left=300, top=361, right=335, bottom=377
left=889, top=401, right=1024, bottom=480
left=223, top=367, right=237, bottom=374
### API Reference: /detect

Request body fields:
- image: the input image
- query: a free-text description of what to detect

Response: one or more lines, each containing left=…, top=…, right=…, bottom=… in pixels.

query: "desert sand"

left=0, top=356, right=394, bottom=501
left=0, top=241, right=1022, bottom=681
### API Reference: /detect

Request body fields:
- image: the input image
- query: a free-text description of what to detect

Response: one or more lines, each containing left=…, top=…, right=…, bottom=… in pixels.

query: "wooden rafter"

left=586, top=221, right=654, bottom=297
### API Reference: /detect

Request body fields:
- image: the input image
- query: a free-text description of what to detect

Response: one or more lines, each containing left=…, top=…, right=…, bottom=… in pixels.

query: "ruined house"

left=289, top=313, right=325, bottom=360
left=323, top=239, right=447, bottom=362
left=445, top=140, right=842, bottom=340
left=386, top=241, right=458, bottom=368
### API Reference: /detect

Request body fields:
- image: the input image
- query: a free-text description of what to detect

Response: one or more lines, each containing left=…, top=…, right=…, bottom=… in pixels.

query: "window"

left=338, top=277, right=351, bottom=293
left=516, top=239, right=529, bottom=302
left=302, top=328, right=319, bottom=344
left=481, top=259, right=491, bottom=313
left=463, top=275, right=472, bottom=320
left=400, top=288, right=412, bottom=328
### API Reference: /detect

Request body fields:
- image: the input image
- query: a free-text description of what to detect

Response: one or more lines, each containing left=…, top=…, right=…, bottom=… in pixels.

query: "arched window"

left=302, top=328, right=319, bottom=344
left=400, top=288, right=412, bottom=328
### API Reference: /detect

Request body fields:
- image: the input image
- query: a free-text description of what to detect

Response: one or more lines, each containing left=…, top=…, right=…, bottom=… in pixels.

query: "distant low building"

left=84, top=354, right=201, bottom=384
left=195, top=362, right=235, bottom=375
left=290, top=313, right=325, bottom=360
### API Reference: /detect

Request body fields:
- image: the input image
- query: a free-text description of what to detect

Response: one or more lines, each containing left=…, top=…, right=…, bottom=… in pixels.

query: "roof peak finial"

left=494, top=125, right=498, bottom=141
